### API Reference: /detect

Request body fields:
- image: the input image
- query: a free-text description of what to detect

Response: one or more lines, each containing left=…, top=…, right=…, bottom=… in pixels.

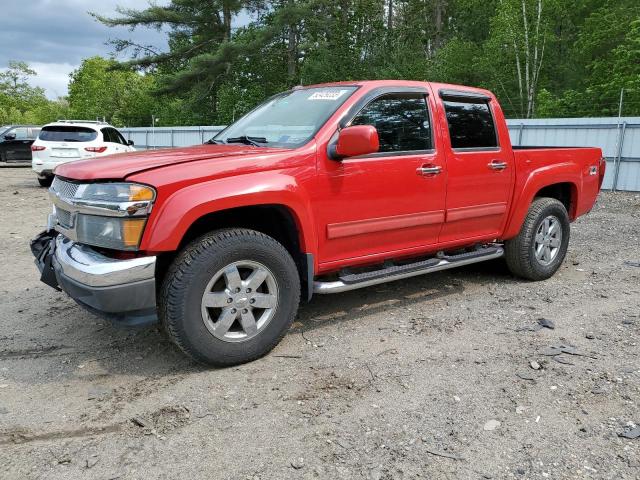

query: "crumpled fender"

left=502, top=162, right=581, bottom=239
left=139, top=171, right=316, bottom=253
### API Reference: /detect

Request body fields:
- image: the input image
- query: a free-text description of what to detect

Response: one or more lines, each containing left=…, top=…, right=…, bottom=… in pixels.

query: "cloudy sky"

left=0, top=0, right=170, bottom=98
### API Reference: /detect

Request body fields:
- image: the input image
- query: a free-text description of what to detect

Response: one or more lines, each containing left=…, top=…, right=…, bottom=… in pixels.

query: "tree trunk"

left=287, top=24, right=297, bottom=80
left=223, top=1, right=232, bottom=41
left=387, top=0, right=393, bottom=30
left=434, top=0, right=447, bottom=50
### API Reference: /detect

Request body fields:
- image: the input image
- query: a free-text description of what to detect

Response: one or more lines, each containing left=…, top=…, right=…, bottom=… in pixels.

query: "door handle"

left=417, top=165, right=442, bottom=176
left=488, top=160, right=507, bottom=171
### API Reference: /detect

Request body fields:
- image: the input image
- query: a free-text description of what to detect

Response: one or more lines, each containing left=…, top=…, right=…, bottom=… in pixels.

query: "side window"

left=114, top=129, right=127, bottom=145
left=351, top=93, right=432, bottom=153
left=443, top=100, right=498, bottom=149
left=101, top=128, right=114, bottom=143
left=13, top=127, right=29, bottom=140
left=29, top=128, right=41, bottom=139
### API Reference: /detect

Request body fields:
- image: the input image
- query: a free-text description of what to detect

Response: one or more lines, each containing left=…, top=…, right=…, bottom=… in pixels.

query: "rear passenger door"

left=438, top=90, right=514, bottom=243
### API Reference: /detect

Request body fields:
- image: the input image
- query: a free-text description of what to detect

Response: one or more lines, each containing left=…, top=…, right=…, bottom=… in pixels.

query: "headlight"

left=80, top=183, right=155, bottom=203
left=51, top=181, right=156, bottom=251
left=76, top=215, right=147, bottom=250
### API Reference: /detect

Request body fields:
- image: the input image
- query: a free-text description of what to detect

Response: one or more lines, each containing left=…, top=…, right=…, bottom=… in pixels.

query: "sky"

left=0, top=0, right=169, bottom=98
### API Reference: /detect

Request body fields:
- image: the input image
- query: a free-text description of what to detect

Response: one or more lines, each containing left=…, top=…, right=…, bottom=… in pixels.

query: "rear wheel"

left=37, top=176, right=53, bottom=187
left=160, top=229, right=300, bottom=366
left=505, top=197, right=570, bottom=281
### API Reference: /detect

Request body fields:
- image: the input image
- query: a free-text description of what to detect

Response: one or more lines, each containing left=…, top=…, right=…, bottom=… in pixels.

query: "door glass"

left=443, top=100, right=498, bottom=149
left=101, top=128, right=115, bottom=143
left=351, top=93, right=432, bottom=153
left=114, top=129, right=127, bottom=145
left=13, top=128, right=28, bottom=140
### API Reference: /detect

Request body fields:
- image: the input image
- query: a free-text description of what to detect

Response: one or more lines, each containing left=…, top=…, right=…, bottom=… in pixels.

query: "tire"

left=504, top=197, right=570, bottom=281
left=38, top=176, right=53, bottom=187
left=160, top=228, right=300, bottom=366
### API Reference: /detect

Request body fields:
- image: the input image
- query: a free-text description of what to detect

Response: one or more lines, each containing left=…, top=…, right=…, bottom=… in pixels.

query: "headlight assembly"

left=50, top=179, right=157, bottom=251
left=76, top=215, right=147, bottom=250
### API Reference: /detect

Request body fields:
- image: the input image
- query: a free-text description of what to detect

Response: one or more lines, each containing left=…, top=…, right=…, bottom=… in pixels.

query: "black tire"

left=38, top=176, right=53, bottom=187
left=504, top=197, right=570, bottom=281
left=159, top=228, right=300, bottom=366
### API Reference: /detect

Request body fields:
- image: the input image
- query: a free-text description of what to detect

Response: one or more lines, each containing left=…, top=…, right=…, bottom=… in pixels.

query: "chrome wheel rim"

left=534, top=215, right=562, bottom=266
left=200, top=260, right=279, bottom=343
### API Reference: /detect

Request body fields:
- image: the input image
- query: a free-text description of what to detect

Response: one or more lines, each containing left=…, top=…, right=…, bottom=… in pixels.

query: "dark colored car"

left=0, top=125, right=41, bottom=162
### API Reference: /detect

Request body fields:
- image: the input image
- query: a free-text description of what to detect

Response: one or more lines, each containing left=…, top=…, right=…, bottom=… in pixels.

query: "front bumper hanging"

left=31, top=230, right=159, bottom=327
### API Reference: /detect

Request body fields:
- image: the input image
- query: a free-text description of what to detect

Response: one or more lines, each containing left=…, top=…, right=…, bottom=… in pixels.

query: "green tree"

left=0, top=61, right=69, bottom=124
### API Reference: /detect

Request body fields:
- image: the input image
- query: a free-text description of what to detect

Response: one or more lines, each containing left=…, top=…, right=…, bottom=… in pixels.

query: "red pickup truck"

left=32, top=80, right=605, bottom=366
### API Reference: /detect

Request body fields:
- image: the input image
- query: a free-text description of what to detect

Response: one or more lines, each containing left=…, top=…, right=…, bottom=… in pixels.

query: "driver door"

left=314, top=90, right=447, bottom=267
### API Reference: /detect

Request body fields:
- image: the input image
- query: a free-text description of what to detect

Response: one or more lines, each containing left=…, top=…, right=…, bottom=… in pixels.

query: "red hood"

left=53, top=144, right=289, bottom=181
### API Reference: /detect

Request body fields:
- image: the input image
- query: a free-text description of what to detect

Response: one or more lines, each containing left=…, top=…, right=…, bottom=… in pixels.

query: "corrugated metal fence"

left=120, top=116, right=640, bottom=192
left=506, top=117, right=640, bottom=192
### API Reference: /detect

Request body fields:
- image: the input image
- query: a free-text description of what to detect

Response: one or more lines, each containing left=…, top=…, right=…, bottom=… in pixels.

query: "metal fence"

left=506, top=117, right=640, bottom=192
left=120, top=116, right=640, bottom=192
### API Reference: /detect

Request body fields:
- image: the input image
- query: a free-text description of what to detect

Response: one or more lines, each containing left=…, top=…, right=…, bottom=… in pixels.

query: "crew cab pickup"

left=31, top=80, right=605, bottom=366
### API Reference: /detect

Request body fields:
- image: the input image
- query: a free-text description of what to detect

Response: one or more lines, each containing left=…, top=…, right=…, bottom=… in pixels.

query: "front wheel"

left=160, top=229, right=300, bottom=366
left=504, top=197, right=570, bottom=281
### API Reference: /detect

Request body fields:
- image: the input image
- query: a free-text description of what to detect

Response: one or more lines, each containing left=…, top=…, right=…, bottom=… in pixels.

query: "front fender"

left=139, top=171, right=317, bottom=253
left=503, top=162, right=581, bottom=239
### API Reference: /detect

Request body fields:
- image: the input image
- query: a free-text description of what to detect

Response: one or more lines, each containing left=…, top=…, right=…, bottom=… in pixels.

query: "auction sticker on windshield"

left=308, top=90, right=349, bottom=101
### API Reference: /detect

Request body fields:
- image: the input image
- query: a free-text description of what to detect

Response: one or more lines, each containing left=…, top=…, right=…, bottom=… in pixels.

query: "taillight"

left=599, top=157, right=606, bottom=189
left=31, top=145, right=46, bottom=152
left=85, top=146, right=108, bottom=153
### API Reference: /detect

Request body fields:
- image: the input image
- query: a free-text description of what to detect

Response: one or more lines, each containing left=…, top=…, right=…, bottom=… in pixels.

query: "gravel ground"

left=0, top=167, right=639, bottom=480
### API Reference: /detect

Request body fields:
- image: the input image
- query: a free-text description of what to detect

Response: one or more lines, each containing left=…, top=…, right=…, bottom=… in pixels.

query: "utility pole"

left=612, top=89, right=625, bottom=192
left=617, top=88, right=625, bottom=119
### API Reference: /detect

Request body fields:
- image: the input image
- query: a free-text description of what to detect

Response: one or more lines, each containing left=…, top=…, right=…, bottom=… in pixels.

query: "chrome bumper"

left=35, top=234, right=158, bottom=326
left=54, top=235, right=156, bottom=287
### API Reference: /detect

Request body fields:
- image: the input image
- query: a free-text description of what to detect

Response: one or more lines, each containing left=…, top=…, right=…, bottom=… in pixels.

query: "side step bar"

left=313, top=246, right=504, bottom=294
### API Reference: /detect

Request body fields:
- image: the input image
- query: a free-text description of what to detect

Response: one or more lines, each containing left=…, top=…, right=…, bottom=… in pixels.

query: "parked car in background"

left=0, top=125, right=41, bottom=163
left=31, top=120, right=135, bottom=187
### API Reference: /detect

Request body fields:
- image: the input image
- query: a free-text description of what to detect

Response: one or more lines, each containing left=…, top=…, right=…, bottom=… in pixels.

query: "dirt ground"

left=0, top=167, right=638, bottom=480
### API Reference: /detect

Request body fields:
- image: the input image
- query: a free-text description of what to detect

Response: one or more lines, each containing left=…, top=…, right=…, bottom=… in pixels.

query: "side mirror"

left=330, top=125, right=379, bottom=160
left=3, top=133, right=16, bottom=141
left=127, top=140, right=134, bottom=146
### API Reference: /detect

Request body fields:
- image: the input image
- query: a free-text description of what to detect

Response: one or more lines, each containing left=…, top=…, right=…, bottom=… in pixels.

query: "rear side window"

left=351, top=93, right=432, bottom=153
left=39, top=126, right=98, bottom=142
left=101, top=128, right=114, bottom=143
left=12, top=127, right=29, bottom=140
left=443, top=100, right=498, bottom=149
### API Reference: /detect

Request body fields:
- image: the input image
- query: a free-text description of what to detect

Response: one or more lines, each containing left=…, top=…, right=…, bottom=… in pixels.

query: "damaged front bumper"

left=31, top=230, right=158, bottom=326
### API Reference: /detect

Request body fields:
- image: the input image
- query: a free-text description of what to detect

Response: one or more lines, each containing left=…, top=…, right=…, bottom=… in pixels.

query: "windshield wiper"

left=205, top=138, right=224, bottom=145
left=225, top=135, right=268, bottom=147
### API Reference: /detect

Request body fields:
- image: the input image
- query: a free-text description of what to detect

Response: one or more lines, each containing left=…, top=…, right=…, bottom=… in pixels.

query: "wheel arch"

left=503, top=169, right=581, bottom=240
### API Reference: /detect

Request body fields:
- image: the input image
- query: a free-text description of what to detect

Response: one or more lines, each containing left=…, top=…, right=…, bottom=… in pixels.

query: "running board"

left=313, top=246, right=504, bottom=294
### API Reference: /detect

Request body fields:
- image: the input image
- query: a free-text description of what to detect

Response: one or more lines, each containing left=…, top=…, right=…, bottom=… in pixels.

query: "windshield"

left=39, top=126, right=98, bottom=143
left=213, top=86, right=358, bottom=148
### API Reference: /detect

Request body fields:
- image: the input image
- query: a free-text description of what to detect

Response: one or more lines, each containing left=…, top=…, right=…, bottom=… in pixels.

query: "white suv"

left=32, top=121, right=135, bottom=187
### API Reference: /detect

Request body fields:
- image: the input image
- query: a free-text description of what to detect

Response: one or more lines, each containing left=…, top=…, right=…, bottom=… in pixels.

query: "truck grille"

left=51, top=177, right=80, bottom=198
left=56, top=208, right=73, bottom=229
